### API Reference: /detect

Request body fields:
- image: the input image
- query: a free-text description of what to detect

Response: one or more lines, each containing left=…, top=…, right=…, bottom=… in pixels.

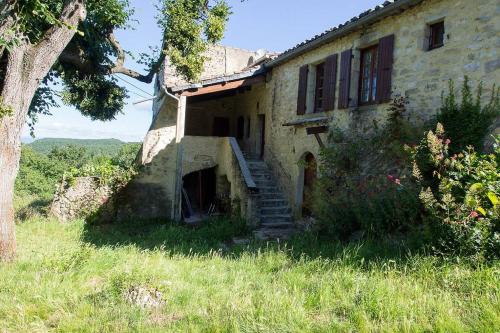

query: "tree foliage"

left=1, top=0, right=232, bottom=127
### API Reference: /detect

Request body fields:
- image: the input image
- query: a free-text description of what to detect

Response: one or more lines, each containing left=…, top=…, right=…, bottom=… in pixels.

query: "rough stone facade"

left=136, top=0, right=499, bottom=222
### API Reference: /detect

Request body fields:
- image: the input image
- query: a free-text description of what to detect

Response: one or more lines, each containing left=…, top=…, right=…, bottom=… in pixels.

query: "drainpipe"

left=163, top=87, right=180, bottom=101
left=163, top=87, right=186, bottom=222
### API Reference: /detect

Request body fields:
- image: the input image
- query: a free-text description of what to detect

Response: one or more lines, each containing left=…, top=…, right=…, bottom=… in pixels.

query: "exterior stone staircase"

left=244, top=154, right=295, bottom=240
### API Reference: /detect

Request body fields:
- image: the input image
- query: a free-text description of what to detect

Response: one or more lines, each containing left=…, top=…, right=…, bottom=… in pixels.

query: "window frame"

left=358, top=45, right=379, bottom=106
left=428, top=21, right=445, bottom=51
left=313, top=62, right=326, bottom=113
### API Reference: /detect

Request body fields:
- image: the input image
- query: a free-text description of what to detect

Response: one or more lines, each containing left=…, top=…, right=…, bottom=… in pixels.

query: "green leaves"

left=487, top=192, right=498, bottom=207
left=160, top=0, right=230, bottom=81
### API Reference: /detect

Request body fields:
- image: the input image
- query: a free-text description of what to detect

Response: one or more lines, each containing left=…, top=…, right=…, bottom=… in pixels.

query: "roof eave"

left=170, top=66, right=267, bottom=93
left=266, top=0, right=424, bottom=68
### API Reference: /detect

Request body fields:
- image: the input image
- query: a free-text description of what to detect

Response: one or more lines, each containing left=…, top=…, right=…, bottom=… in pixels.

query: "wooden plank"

left=376, top=34, right=395, bottom=103
left=338, top=49, right=352, bottom=109
left=297, top=65, right=309, bottom=115
left=323, top=54, right=338, bottom=111
left=314, top=134, right=325, bottom=148
left=181, top=75, right=265, bottom=97
left=306, top=126, right=329, bottom=135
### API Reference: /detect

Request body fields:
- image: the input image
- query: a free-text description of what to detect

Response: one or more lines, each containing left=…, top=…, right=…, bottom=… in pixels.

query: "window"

left=428, top=21, right=445, bottom=50
left=314, top=63, right=325, bottom=112
left=246, top=117, right=251, bottom=138
left=359, top=45, right=378, bottom=105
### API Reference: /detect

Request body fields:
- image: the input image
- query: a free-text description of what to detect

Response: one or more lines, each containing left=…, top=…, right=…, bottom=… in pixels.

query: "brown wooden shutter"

left=376, top=34, right=395, bottom=103
left=322, top=54, right=338, bottom=111
left=338, top=49, right=352, bottom=109
left=297, top=65, right=309, bottom=115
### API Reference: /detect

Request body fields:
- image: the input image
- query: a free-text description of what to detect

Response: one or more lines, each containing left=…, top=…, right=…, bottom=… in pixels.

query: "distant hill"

left=28, top=138, right=137, bottom=155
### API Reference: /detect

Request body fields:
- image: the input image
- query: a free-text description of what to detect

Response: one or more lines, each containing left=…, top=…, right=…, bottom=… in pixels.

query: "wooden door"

left=302, top=153, right=317, bottom=216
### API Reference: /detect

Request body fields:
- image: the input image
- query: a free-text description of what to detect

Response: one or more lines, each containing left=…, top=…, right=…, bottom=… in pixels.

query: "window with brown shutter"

left=358, top=34, right=395, bottom=105
left=297, top=65, right=309, bottom=115
left=314, top=63, right=325, bottom=113
left=338, top=49, right=352, bottom=109
left=323, top=54, right=338, bottom=111
left=359, top=45, right=378, bottom=105
left=375, top=34, right=395, bottom=103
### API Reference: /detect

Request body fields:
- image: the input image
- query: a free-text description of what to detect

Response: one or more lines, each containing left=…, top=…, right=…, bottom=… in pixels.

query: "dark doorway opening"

left=182, top=168, right=217, bottom=221
left=237, top=116, right=245, bottom=140
left=257, top=115, right=266, bottom=158
left=302, top=153, right=317, bottom=217
left=213, top=117, right=230, bottom=137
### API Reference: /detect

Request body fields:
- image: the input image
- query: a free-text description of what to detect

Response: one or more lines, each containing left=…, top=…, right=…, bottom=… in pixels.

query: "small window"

left=428, top=21, right=445, bottom=50
left=359, top=45, right=378, bottom=105
left=313, top=63, right=325, bottom=113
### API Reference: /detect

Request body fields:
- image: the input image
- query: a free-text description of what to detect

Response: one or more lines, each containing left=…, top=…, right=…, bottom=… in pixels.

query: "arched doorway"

left=302, top=153, right=317, bottom=217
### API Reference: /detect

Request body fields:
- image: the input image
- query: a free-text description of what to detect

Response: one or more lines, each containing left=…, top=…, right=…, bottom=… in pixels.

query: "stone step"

left=260, top=214, right=293, bottom=223
left=248, top=163, right=267, bottom=169
left=254, top=228, right=294, bottom=241
left=260, top=221, right=294, bottom=229
left=255, top=180, right=278, bottom=187
left=260, top=199, right=289, bottom=207
left=250, top=169, right=273, bottom=175
left=261, top=206, right=291, bottom=215
left=258, top=186, right=280, bottom=193
left=252, top=173, right=272, bottom=179
left=260, top=192, right=285, bottom=200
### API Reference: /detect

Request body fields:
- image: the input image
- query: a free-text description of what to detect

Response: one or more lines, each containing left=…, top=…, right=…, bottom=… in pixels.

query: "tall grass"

left=1, top=217, right=499, bottom=332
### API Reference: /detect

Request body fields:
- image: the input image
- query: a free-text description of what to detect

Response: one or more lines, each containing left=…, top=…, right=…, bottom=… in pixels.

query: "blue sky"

left=23, top=0, right=382, bottom=142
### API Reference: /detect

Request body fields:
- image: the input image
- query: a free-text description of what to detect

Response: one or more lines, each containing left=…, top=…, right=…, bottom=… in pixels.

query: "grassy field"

left=1, top=217, right=499, bottom=332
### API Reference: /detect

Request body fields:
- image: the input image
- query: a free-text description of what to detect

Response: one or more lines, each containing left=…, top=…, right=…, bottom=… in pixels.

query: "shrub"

left=437, top=77, right=499, bottom=154
left=411, top=125, right=499, bottom=260
left=313, top=96, right=423, bottom=239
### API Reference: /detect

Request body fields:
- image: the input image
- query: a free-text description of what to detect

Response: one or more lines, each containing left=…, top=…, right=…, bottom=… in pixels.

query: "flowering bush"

left=312, top=97, right=423, bottom=240
left=411, top=124, right=499, bottom=260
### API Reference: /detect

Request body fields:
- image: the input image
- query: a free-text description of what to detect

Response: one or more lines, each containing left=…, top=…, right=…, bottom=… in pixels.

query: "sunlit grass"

left=1, top=217, right=499, bottom=332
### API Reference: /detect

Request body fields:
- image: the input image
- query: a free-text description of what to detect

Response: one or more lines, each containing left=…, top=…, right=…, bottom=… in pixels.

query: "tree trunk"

left=0, top=0, right=86, bottom=262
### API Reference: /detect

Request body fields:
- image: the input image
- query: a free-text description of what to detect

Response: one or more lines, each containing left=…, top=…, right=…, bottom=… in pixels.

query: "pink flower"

left=445, top=139, right=451, bottom=145
left=469, top=211, right=479, bottom=219
left=395, top=179, right=401, bottom=185
left=387, top=175, right=395, bottom=181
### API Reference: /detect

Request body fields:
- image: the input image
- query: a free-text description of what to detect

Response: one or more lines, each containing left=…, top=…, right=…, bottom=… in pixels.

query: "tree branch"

left=108, top=32, right=165, bottom=84
left=31, top=0, right=86, bottom=66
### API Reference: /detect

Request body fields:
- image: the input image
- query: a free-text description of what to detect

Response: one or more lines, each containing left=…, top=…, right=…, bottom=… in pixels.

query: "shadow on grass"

left=82, top=217, right=426, bottom=264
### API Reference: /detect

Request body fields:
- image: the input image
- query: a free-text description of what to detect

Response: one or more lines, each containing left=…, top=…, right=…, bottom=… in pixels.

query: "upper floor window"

left=359, top=45, right=378, bottom=105
left=428, top=21, right=445, bottom=50
left=314, top=63, right=325, bottom=113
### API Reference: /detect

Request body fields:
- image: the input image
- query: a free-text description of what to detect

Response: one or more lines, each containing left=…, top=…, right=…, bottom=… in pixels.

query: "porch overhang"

left=169, top=67, right=267, bottom=97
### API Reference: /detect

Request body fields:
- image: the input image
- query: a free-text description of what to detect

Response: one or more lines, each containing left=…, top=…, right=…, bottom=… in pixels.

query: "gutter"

left=266, top=0, right=424, bottom=68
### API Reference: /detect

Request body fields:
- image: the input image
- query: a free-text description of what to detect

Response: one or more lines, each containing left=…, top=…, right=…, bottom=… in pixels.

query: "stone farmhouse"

left=128, top=0, right=499, bottom=237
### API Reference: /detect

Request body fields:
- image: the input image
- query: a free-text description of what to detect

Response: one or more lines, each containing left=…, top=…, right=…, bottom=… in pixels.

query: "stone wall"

left=162, top=45, right=263, bottom=88
left=50, top=177, right=112, bottom=223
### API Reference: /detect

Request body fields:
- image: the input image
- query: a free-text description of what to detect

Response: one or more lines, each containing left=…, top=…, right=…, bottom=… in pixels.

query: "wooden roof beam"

left=181, top=75, right=265, bottom=97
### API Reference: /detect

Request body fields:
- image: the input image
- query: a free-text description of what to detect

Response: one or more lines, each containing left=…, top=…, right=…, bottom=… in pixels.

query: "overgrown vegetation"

left=1, top=217, right=498, bottom=332
left=313, top=96, right=423, bottom=239
left=15, top=141, right=140, bottom=221
left=437, top=77, right=499, bottom=153
left=412, top=125, right=499, bottom=260
left=313, top=79, right=499, bottom=262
